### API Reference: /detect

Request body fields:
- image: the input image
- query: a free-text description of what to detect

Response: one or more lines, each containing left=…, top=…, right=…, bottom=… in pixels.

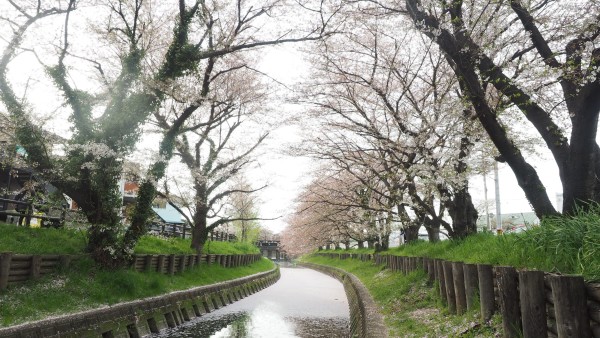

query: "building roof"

left=152, top=203, right=186, bottom=224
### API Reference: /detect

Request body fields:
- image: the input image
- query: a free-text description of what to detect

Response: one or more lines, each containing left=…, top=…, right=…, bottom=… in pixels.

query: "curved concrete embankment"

left=0, top=268, right=280, bottom=338
left=299, top=262, right=388, bottom=338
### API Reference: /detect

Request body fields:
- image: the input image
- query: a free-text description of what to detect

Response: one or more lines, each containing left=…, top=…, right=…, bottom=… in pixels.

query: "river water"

left=154, top=264, right=350, bottom=338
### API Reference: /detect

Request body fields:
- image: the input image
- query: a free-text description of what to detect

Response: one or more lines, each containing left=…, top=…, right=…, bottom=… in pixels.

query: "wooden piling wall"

left=315, top=252, right=600, bottom=338
left=0, top=253, right=262, bottom=291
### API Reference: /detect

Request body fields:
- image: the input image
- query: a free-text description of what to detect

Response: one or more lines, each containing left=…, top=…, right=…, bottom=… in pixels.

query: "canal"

left=154, top=264, right=350, bottom=337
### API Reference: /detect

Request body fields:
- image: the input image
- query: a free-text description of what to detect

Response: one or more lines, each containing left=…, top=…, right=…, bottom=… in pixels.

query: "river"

left=153, top=263, right=350, bottom=337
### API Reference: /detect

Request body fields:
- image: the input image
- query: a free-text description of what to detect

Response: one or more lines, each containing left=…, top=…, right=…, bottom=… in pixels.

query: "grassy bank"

left=320, top=206, right=600, bottom=281
left=0, top=223, right=259, bottom=255
left=0, top=257, right=273, bottom=327
left=302, top=255, right=500, bottom=337
left=0, top=222, right=267, bottom=327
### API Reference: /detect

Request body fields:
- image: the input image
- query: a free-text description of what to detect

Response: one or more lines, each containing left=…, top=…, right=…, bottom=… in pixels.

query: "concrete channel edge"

left=298, top=262, right=388, bottom=338
left=0, top=267, right=281, bottom=338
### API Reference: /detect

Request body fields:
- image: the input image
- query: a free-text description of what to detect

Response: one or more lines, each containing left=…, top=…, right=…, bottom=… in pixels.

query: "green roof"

left=152, top=203, right=185, bottom=224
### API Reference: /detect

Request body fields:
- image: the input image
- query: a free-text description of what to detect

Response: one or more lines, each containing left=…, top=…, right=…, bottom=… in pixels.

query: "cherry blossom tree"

left=397, top=0, right=600, bottom=216
left=0, top=0, right=334, bottom=267
left=226, top=175, right=263, bottom=244
left=298, top=15, right=480, bottom=241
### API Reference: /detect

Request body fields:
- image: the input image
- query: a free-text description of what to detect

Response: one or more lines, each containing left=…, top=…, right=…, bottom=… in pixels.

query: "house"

left=148, top=200, right=190, bottom=237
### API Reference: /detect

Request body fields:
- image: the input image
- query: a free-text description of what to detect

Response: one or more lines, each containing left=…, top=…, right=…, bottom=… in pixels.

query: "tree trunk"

left=425, top=221, right=440, bottom=242
left=380, top=233, right=390, bottom=250
left=563, top=91, right=600, bottom=213
left=357, top=241, right=364, bottom=249
left=123, top=179, right=157, bottom=256
left=191, top=202, right=209, bottom=254
left=446, top=188, right=478, bottom=239
left=404, top=225, right=420, bottom=243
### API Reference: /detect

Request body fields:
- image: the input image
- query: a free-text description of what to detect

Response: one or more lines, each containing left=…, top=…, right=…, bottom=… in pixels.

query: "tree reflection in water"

left=155, top=267, right=349, bottom=337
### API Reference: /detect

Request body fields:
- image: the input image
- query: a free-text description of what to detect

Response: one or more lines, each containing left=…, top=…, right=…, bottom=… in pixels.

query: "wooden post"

left=144, top=255, right=154, bottom=272
left=25, top=200, right=32, bottom=227
left=443, top=261, right=457, bottom=314
left=60, top=205, right=67, bottom=228
left=0, top=252, right=13, bottom=290
left=478, top=264, right=495, bottom=321
left=496, top=266, right=521, bottom=338
left=452, top=262, right=467, bottom=314
left=30, top=255, right=42, bottom=279
left=518, top=270, right=547, bottom=338
left=59, top=255, right=72, bottom=270
left=157, top=255, right=166, bottom=273
left=550, top=275, right=591, bottom=338
left=179, top=255, right=186, bottom=273
left=168, top=254, right=176, bottom=275
left=437, top=260, right=447, bottom=302
left=427, top=258, right=435, bottom=283
left=463, top=263, right=479, bottom=311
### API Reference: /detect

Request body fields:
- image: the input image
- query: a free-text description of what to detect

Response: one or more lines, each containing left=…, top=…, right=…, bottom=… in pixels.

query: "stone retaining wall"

left=0, top=268, right=280, bottom=338
left=299, top=262, right=388, bottom=338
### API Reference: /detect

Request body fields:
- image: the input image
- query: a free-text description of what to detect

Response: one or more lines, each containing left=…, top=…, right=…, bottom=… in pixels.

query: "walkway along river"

left=154, top=264, right=350, bottom=337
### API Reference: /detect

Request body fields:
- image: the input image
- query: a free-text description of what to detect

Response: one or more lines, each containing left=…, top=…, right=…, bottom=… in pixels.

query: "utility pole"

left=494, top=161, right=502, bottom=234
left=483, top=159, right=491, bottom=231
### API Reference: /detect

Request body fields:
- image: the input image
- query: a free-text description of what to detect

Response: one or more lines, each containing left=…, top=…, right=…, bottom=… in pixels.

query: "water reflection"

left=155, top=267, right=349, bottom=338
left=212, top=305, right=296, bottom=337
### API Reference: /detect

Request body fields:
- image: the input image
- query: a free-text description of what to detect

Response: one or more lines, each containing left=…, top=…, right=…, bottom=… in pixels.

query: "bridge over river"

left=154, top=263, right=350, bottom=337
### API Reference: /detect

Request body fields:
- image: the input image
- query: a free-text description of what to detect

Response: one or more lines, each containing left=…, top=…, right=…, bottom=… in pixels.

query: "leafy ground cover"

left=134, top=235, right=259, bottom=255
left=0, top=223, right=258, bottom=255
left=302, top=255, right=501, bottom=337
left=0, top=223, right=87, bottom=254
left=0, top=257, right=273, bottom=327
left=320, top=205, right=600, bottom=281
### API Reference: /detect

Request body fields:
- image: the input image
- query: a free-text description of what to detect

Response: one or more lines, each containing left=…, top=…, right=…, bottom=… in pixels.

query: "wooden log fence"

left=315, top=252, right=600, bottom=338
left=128, top=253, right=262, bottom=274
left=0, top=197, right=67, bottom=228
left=148, top=224, right=236, bottom=242
left=0, top=253, right=77, bottom=291
left=0, top=253, right=263, bottom=291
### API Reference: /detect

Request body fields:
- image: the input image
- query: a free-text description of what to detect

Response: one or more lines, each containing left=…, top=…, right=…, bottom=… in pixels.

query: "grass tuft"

left=302, top=255, right=500, bottom=337
left=0, top=223, right=259, bottom=255
left=0, top=257, right=273, bottom=327
left=382, top=205, right=600, bottom=281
